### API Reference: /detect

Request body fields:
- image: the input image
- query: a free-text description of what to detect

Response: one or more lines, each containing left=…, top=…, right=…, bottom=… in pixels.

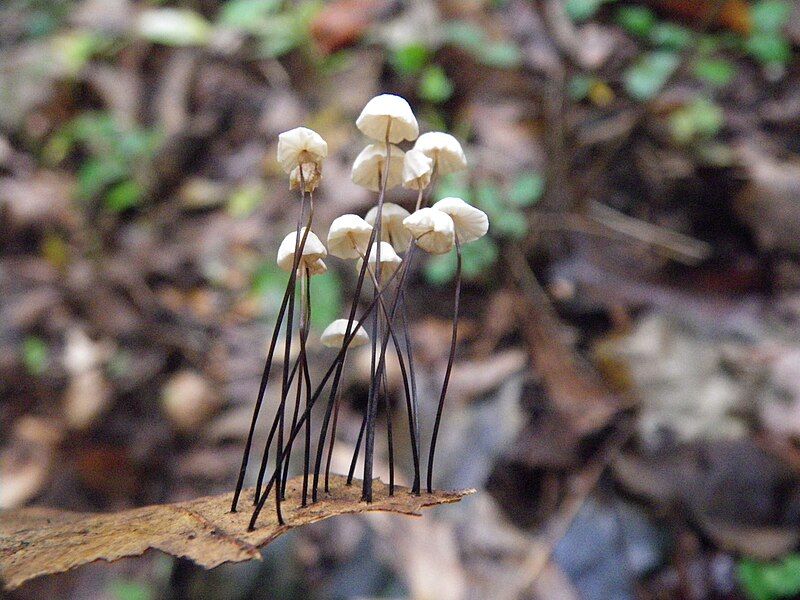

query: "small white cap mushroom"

left=351, top=143, right=405, bottom=192
left=327, top=214, right=373, bottom=259
left=276, top=228, right=328, bottom=275
left=277, top=127, right=328, bottom=174
left=289, top=162, right=321, bottom=193
left=402, top=149, right=434, bottom=191
left=356, top=94, right=419, bottom=143
left=432, top=197, right=489, bottom=243
left=402, top=207, right=455, bottom=255
left=365, top=203, right=412, bottom=252
left=413, top=132, right=467, bottom=175
left=357, top=241, right=403, bottom=280
left=321, top=318, right=370, bottom=349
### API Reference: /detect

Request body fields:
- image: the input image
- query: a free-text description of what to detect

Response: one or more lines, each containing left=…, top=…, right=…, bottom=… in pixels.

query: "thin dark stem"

left=383, top=373, right=394, bottom=495
left=399, top=289, right=420, bottom=494
left=301, top=268, right=313, bottom=505
left=427, top=237, right=461, bottom=493
left=249, top=248, right=413, bottom=530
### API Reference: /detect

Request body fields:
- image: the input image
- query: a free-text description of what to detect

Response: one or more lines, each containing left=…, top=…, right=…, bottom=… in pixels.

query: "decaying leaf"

left=0, top=476, right=472, bottom=591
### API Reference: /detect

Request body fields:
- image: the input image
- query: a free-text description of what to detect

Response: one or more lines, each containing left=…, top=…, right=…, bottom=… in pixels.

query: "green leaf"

left=218, top=0, right=281, bottom=30
left=443, top=21, right=485, bottom=52
left=309, top=271, right=343, bottom=331
left=476, top=42, right=522, bottom=69
left=22, top=336, right=48, bottom=376
left=568, top=74, right=593, bottom=101
left=746, top=32, right=791, bottom=65
left=227, top=183, right=264, bottom=218
left=77, top=158, right=127, bottom=200
left=105, top=180, right=143, bottom=212
left=460, top=236, right=498, bottom=280
left=615, top=6, right=656, bottom=37
left=738, top=554, right=800, bottom=600
left=566, top=0, right=610, bottom=22
left=475, top=181, right=504, bottom=217
left=418, top=65, right=454, bottom=104
left=390, top=43, right=430, bottom=76
left=108, top=580, right=153, bottom=600
left=435, top=174, right=472, bottom=203
left=751, top=0, right=791, bottom=33
left=669, top=97, right=724, bottom=144
left=693, top=57, right=736, bottom=87
left=424, top=252, right=458, bottom=284
left=649, top=23, right=692, bottom=50
left=137, top=8, right=213, bottom=47
left=507, top=173, right=544, bottom=207
left=623, top=51, right=679, bottom=101
left=491, top=210, right=528, bottom=239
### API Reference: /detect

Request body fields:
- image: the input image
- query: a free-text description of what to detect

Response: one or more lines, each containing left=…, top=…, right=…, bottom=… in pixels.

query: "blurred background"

left=4, top=0, right=800, bottom=598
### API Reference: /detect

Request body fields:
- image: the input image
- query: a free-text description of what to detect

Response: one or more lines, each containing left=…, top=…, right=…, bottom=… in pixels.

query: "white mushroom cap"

left=431, top=197, right=489, bottom=244
left=351, top=143, right=405, bottom=192
left=413, top=132, right=467, bottom=176
left=365, top=203, right=412, bottom=252
left=289, top=162, right=321, bottom=193
left=327, top=214, right=373, bottom=260
left=321, top=318, right=370, bottom=349
left=276, top=228, right=328, bottom=274
left=357, top=241, right=403, bottom=280
left=356, top=94, right=419, bottom=143
left=402, top=207, right=455, bottom=255
left=402, top=149, right=433, bottom=191
left=277, top=127, right=328, bottom=174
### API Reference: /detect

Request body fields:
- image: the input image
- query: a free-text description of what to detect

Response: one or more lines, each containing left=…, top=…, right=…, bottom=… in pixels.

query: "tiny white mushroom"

left=431, top=197, right=489, bottom=244
left=289, top=162, right=321, bottom=193
left=402, top=149, right=434, bottom=191
left=351, top=143, right=405, bottom=192
left=413, top=132, right=467, bottom=175
left=276, top=228, right=328, bottom=275
left=357, top=241, right=403, bottom=281
left=365, top=203, right=412, bottom=252
left=321, top=319, right=370, bottom=349
left=402, top=207, right=455, bottom=255
left=327, top=214, right=373, bottom=259
left=356, top=94, right=419, bottom=143
left=277, top=127, right=328, bottom=174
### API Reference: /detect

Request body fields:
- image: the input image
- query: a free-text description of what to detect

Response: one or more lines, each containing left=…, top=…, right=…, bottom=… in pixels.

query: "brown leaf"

left=0, top=476, right=471, bottom=591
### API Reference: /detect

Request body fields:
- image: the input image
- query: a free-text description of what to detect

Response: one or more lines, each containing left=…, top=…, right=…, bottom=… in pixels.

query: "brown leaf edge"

left=0, top=475, right=473, bottom=590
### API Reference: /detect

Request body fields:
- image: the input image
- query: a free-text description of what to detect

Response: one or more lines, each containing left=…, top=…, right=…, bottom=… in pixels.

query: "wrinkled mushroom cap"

left=357, top=241, right=403, bottom=280
left=356, top=94, right=419, bottom=143
left=276, top=228, right=328, bottom=274
left=432, top=197, right=489, bottom=244
left=402, top=149, right=433, bottom=191
left=402, top=207, right=455, bottom=255
left=327, top=214, right=373, bottom=260
left=351, top=143, right=405, bottom=192
left=365, top=203, right=412, bottom=252
left=413, top=132, right=467, bottom=176
left=321, top=318, right=370, bottom=349
left=277, top=127, right=328, bottom=174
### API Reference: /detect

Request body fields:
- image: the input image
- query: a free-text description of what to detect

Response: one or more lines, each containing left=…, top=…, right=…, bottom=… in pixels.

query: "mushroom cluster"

left=233, top=94, right=489, bottom=530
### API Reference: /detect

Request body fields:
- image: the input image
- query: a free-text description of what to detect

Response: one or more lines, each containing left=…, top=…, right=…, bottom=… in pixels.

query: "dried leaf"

left=0, top=476, right=471, bottom=590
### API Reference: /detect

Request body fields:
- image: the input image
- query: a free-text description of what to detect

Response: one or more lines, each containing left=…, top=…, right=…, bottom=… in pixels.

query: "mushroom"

left=351, top=143, right=405, bottom=191
left=413, top=132, right=467, bottom=175
left=289, top=162, right=322, bottom=193
left=365, top=202, right=412, bottom=252
left=431, top=197, right=489, bottom=243
left=356, top=94, right=419, bottom=143
left=320, top=319, right=370, bottom=349
left=276, top=228, right=328, bottom=275
left=402, top=149, right=434, bottom=191
left=276, top=127, right=328, bottom=174
left=357, top=241, right=403, bottom=281
left=402, top=207, right=455, bottom=254
left=327, top=214, right=373, bottom=259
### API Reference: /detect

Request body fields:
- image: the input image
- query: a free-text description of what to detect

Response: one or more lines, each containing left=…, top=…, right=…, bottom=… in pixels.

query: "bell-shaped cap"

left=402, top=149, right=433, bottom=191
left=402, top=207, right=455, bottom=254
left=365, top=202, right=412, bottom=252
left=277, top=127, right=328, bottom=174
left=276, top=228, right=328, bottom=274
left=356, top=94, right=419, bottom=143
left=431, top=197, right=488, bottom=244
left=357, top=241, right=403, bottom=280
left=289, top=162, right=321, bottom=193
left=321, top=318, right=370, bottom=349
left=413, top=132, right=467, bottom=175
left=351, top=143, right=404, bottom=192
left=327, top=214, right=373, bottom=259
